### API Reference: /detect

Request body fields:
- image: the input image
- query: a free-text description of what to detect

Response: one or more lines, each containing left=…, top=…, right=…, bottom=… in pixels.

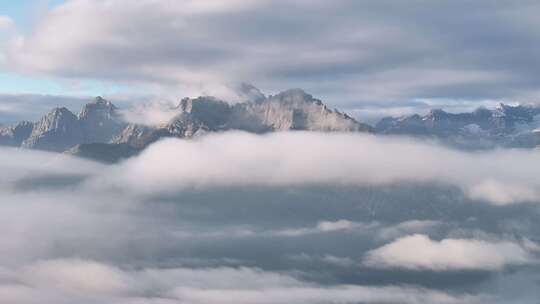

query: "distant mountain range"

left=1, top=87, right=539, bottom=162
left=376, top=104, right=540, bottom=149
left=0, top=88, right=371, bottom=162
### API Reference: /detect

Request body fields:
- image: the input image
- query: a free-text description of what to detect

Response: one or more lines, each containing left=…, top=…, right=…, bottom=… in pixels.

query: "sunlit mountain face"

left=1, top=1, right=540, bottom=303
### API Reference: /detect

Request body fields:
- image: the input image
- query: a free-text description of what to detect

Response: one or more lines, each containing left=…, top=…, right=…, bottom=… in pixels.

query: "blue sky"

left=0, top=0, right=37, bottom=26
left=0, top=0, right=65, bottom=28
left=0, top=73, right=123, bottom=98
left=0, top=0, right=123, bottom=97
left=0, top=1, right=57, bottom=93
left=0, top=72, right=63, bottom=94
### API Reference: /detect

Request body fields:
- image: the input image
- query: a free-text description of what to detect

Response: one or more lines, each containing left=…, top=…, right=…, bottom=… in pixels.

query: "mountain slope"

left=21, top=107, right=84, bottom=152
left=230, top=89, right=370, bottom=132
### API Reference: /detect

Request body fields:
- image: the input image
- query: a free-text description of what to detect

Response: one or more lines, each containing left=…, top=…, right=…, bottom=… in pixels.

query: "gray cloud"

left=3, top=0, right=540, bottom=108
left=0, top=94, right=91, bottom=124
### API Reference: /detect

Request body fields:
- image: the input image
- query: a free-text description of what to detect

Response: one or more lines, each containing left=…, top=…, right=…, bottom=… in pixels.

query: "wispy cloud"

left=0, top=258, right=487, bottom=304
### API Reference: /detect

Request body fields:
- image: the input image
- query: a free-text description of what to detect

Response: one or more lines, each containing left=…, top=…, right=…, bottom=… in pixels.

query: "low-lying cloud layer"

left=97, top=132, right=540, bottom=205
left=1, top=132, right=540, bottom=303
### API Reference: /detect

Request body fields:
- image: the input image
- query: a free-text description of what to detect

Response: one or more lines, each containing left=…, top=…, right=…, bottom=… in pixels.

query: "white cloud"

left=0, top=134, right=539, bottom=302
left=273, top=219, right=371, bottom=237
left=119, top=99, right=180, bottom=126
left=0, top=259, right=487, bottom=304
left=364, top=234, right=535, bottom=271
left=93, top=132, right=540, bottom=205
left=24, top=259, right=130, bottom=295
left=289, top=254, right=358, bottom=267
left=377, top=220, right=441, bottom=241
left=0, top=147, right=103, bottom=184
left=467, top=179, right=540, bottom=206
left=0, top=15, right=16, bottom=66
left=0, top=16, right=14, bottom=29
left=317, top=219, right=358, bottom=232
left=7, top=0, right=265, bottom=97
left=170, top=286, right=483, bottom=304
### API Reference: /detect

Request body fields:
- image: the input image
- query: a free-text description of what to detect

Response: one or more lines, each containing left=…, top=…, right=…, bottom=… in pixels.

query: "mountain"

left=231, top=89, right=370, bottom=132
left=3, top=87, right=540, bottom=161
left=16, top=96, right=127, bottom=153
left=79, top=96, right=124, bottom=144
left=0, top=120, right=34, bottom=147
left=21, top=107, right=84, bottom=152
left=0, top=88, right=370, bottom=162
left=113, top=88, right=372, bottom=148
left=111, top=124, right=163, bottom=149
left=375, top=104, right=540, bottom=149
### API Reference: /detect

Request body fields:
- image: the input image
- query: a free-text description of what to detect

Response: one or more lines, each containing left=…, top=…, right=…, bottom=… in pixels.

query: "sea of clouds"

left=1, top=131, right=540, bottom=303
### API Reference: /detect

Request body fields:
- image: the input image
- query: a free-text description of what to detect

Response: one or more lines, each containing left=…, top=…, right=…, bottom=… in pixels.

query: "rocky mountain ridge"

left=2, top=87, right=540, bottom=162
left=12, top=97, right=125, bottom=152
left=376, top=103, right=540, bottom=149
left=0, top=88, right=371, bottom=162
left=113, top=88, right=371, bottom=148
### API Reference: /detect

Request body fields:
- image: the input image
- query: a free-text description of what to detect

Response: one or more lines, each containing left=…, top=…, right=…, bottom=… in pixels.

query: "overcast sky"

left=1, top=0, right=540, bottom=122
